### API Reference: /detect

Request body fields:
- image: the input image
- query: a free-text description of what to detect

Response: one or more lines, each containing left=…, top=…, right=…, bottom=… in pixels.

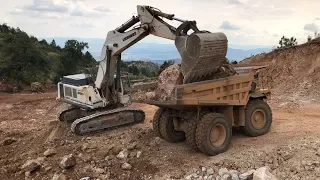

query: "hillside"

left=0, top=24, right=161, bottom=91
left=120, top=60, right=160, bottom=79
left=0, top=24, right=97, bottom=91
left=240, top=40, right=320, bottom=103
left=44, top=37, right=272, bottom=62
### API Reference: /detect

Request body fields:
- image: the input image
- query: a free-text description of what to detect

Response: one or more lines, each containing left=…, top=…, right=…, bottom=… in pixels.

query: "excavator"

left=56, top=5, right=228, bottom=135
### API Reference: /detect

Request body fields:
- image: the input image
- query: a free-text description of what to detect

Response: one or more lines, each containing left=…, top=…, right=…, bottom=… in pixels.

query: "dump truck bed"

left=143, top=68, right=261, bottom=109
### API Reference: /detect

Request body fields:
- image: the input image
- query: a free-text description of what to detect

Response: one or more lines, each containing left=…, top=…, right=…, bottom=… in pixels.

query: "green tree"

left=128, top=65, right=139, bottom=75
left=83, top=51, right=97, bottom=67
left=59, top=40, right=90, bottom=75
left=277, top=35, right=297, bottom=49
left=0, top=32, right=50, bottom=85
left=50, top=39, right=57, bottom=48
left=0, top=24, right=10, bottom=33
left=39, top=39, right=48, bottom=46
left=140, top=67, right=152, bottom=77
left=118, top=59, right=128, bottom=72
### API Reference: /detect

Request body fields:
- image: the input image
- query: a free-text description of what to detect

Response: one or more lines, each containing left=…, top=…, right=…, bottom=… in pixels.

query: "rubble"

left=218, top=168, right=229, bottom=177
left=253, top=167, right=277, bottom=180
left=207, top=168, right=214, bottom=175
left=183, top=166, right=277, bottom=180
left=21, top=159, right=41, bottom=173
left=60, top=154, right=76, bottom=169
left=30, top=82, right=44, bottom=92
left=131, top=90, right=156, bottom=101
left=121, top=162, right=132, bottom=170
left=44, top=148, right=57, bottom=157
left=52, top=173, right=67, bottom=180
left=136, top=151, right=142, bottom=158
left=149, top=137, right=162, bottom=147
left=117, top=149, right=129, bottom=159
left=239, top=170, right=254, bottom=180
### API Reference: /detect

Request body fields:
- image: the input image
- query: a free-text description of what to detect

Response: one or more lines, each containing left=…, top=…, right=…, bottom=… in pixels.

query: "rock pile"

left=154, top=63, right=236, bottom=101
left=30, top=82, right=44, bottom=93
left=184, top=166, right=277, bottom=180
left=155, top=63, right=184, bottom=101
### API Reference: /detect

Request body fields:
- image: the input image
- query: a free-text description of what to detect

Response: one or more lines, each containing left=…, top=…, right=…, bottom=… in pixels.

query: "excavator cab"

left=115, top=73, right=132, bottom=105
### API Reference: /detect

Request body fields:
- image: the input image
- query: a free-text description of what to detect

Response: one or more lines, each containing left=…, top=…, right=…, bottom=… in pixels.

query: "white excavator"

left=56, top=5, right=228, bottom=135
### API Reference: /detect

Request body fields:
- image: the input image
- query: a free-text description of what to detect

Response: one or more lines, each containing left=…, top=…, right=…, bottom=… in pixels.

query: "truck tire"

left=186, top=118, right=199, bottom=151
left=152, top=108, right=164, bottom=138
left=195, top=113, right=232, bottom=156
left=159, top=109, right=186, bottom=143
left=243, top=99, right=272, bottom=137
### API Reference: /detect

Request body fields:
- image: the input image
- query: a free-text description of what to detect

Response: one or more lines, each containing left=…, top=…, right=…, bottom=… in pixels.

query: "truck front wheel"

left=243, top=99, right=272, bottom=137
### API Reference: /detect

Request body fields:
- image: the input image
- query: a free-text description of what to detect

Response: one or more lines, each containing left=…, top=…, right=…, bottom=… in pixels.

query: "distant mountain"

left=43, top=37, right=272, bottom=62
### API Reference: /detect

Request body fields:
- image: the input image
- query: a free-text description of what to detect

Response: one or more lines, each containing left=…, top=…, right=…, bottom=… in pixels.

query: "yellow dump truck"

left=144, top=65, right=272, bottom=156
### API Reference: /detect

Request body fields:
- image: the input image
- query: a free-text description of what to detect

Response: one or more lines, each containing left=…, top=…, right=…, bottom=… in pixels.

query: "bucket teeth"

left=175, top=32, right=228, bottom=83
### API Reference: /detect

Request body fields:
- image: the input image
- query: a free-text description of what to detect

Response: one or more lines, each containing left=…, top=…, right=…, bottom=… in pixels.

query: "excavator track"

left=70, top=107, right=145, bottom=135
left=59, top=107, right=86, bottom=123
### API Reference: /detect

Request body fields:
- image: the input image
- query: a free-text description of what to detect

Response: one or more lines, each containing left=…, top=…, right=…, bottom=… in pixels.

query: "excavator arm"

left=95, top=6, right=179, bottom=90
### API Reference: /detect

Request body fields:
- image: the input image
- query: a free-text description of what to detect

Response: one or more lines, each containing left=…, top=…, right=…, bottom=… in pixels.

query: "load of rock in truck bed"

left=154, top=62, right=237, bottom=101
left=133, top=31, right=237, bottom=101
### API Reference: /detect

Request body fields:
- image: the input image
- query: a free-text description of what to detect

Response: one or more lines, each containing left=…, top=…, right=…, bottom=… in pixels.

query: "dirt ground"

left=1, top=92, right=320, bottom=180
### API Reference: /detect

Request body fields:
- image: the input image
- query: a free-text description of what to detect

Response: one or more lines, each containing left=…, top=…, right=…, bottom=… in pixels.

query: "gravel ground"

left=0, top=92, right=320, bottom=180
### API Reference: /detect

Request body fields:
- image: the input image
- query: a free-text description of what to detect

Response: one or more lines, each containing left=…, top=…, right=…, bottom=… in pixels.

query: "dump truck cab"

left=233, top=65, right=271, bottom=100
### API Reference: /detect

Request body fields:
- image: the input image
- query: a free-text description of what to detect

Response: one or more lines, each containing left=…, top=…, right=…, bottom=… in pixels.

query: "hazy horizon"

left=44, top=37, right=272, bottom=62
left=1, top=0, right=319, bottom=47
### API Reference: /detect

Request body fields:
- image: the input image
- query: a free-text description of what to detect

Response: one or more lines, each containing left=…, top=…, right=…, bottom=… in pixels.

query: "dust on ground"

left=0, top=92, right=320, bottom=180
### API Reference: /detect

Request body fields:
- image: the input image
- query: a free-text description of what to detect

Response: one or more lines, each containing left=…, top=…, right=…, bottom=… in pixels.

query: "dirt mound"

left=240, top=41, right=320, bottom=103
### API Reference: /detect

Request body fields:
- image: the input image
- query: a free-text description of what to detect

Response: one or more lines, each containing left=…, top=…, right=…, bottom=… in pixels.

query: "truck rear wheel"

left=243, top=99, right=272, bottom=137
left=159, top=109, right=186, bottom=143
left=186, top=118, right=199, bottom=151
left=195, top=113, right=232, bottom=156
left=152, top=108, right=164, bottom=138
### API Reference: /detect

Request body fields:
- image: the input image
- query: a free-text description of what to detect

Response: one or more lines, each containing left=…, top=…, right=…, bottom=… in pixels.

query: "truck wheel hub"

left=210, top=124, right=226, bottom=147
left=251, top=109, right=266, bottom=129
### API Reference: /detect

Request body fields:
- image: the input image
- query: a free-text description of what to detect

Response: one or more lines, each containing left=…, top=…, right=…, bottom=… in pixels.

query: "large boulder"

left=155, top=63, right=183, bottom=101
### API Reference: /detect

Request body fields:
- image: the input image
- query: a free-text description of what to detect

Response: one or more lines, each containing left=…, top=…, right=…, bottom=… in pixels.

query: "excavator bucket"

left=175, top=32, right=228, bottom=84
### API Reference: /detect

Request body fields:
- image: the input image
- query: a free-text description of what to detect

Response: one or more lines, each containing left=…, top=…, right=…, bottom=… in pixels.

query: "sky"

left=1, top=0, right=320, bottom=47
